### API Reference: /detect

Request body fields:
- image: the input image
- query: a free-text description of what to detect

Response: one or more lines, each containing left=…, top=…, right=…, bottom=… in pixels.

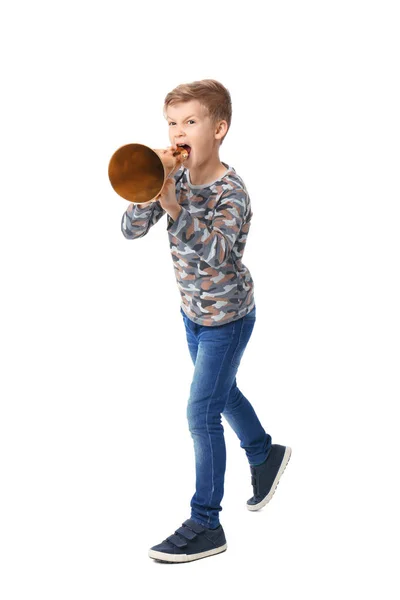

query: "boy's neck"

left=188, top=156, right=228, bottom=186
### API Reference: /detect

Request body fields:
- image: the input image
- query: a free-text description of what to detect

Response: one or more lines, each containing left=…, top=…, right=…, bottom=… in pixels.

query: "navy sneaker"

left=148, top=519, right=227, bottom=563
left=247, top=444, right=292, bottom=511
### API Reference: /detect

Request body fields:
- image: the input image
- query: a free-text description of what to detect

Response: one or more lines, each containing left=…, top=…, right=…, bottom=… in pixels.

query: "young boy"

left=121, top=79, right=291, bottom=563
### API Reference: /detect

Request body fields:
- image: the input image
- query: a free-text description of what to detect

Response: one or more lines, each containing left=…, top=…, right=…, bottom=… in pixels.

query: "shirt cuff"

left=134, top=202, right=154, bottom=211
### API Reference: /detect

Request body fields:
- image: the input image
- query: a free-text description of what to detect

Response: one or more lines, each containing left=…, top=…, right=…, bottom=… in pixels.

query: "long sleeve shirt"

left=121, top=161, right=255, bottom=326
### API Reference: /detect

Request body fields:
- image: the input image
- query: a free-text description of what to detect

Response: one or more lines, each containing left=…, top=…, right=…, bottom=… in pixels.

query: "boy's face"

left=166, top=100, right=225, bottom=168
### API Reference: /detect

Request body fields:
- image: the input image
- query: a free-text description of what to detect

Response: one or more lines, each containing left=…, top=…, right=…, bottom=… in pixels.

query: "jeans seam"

left=231, top=318, right=246, bottom=368
left=204, top=323, right=236, bottom=526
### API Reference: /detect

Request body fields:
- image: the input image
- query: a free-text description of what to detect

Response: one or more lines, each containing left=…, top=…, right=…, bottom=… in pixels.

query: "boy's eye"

left=168, top=120, right=196, bottom=126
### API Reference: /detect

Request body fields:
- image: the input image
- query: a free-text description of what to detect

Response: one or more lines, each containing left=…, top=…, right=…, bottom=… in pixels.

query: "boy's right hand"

left=134, top=146, right=180, bottom=208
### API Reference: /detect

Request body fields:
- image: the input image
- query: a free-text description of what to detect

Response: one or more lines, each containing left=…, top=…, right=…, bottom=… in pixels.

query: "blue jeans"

left=180, top=304, right=271, bottom=529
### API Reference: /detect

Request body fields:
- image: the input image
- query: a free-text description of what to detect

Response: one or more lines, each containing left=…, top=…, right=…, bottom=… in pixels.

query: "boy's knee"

left=187, top=403, right=223, bottom=432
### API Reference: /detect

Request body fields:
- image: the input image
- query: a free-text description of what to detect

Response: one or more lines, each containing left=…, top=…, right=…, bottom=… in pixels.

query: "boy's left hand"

left=156, top=177, right=181, bottom=219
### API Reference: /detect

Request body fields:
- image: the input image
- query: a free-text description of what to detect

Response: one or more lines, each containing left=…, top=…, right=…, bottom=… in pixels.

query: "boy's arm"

left=121, top=200, right=165, bottom=239
left=167, top=188, right=250, bottom=268
left=121, top=167, right=184, bottom=240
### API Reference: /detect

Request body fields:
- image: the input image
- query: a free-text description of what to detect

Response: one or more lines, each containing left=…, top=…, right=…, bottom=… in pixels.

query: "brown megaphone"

left=108, top=143, right=189, bottom=203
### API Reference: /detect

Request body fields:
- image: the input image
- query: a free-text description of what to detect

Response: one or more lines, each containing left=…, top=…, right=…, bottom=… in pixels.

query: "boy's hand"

left=155, top=145, right=185, bottom=177
left=133, top=146, right=183, bottom=218
left=156, top=177, right=182, bottom=221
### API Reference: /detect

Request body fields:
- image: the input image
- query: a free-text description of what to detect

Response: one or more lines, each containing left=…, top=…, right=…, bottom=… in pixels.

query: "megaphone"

left=108, top=143, right=189, bottom=203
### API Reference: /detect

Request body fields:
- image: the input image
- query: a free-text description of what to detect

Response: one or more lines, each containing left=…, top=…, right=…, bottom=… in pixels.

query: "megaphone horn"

left=108, top=143, right=189, bottom=203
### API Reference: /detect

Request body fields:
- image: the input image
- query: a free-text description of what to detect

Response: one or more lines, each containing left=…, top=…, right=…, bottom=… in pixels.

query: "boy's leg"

left=181, top=308, right=270, bottom=467
left=222, top=378, right=272, bottom=467
left=181, top=308, right=257, bottom=529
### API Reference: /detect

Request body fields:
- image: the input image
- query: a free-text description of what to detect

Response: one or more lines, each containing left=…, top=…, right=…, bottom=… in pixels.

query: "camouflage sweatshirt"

left=121, top=161, right=255, bottom=326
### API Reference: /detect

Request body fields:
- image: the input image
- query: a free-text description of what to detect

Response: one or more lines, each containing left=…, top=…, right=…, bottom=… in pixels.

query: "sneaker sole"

left=247, top=446, right=292, bottom=511
left=148, top=543, right=227, bottom=563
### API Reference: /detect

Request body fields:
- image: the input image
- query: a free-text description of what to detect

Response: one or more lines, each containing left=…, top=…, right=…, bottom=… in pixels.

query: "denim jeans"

left=180, top=304, right=272, bottom=529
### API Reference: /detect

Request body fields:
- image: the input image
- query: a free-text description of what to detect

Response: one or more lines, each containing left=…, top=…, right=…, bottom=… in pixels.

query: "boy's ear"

left=215, top=120, right=228, bottom=140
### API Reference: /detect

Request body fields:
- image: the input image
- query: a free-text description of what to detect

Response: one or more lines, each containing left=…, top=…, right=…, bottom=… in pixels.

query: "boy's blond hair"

left=163, top=79, right=232, bottom=145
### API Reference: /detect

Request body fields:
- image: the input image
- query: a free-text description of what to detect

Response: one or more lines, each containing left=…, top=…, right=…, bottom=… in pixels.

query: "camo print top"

left=121, top=161, right=255, bottom=326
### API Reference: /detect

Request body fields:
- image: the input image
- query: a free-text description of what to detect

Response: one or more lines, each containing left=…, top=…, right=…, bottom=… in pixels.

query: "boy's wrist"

left=168, top=205, right=182, bottom=222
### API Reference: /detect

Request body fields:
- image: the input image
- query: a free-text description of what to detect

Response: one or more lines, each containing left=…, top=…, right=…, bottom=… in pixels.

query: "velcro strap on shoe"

left=251, top=475, right=259, bottom=494
left=175, top=526, right=197, bottom=541
left=183, top=519, right=206, bottom=534
left=166, top=534, right=188, bottom=548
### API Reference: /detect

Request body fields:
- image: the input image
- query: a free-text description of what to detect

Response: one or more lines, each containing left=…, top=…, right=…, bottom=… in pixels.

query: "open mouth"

left=177, top=144, right=191, bottom=157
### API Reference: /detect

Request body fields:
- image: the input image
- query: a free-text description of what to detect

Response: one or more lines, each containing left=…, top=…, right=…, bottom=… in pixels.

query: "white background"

left=1, top=1, right=399, bottom=598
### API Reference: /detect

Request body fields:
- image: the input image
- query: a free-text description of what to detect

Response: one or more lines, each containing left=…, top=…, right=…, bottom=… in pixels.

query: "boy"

left=121, top=79, right=291, bottom=563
